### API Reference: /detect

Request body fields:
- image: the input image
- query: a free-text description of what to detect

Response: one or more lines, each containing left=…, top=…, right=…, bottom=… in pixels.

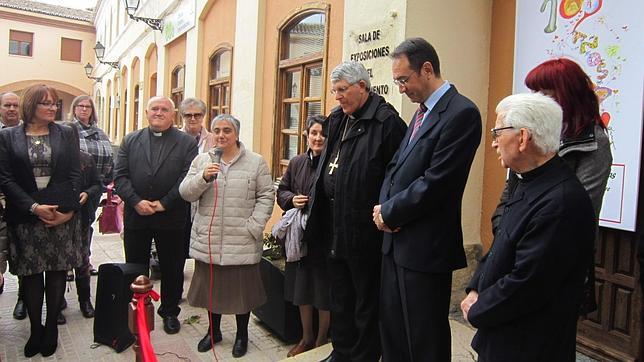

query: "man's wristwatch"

left=29, top=203, right=39, bottom=215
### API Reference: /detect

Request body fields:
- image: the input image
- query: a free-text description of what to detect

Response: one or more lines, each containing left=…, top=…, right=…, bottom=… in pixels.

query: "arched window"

left=171, top=65, right=185, bottom=126
left=133, top=84, right=140, bottom=130
left=208, top=48, right=232, bottom=130
left=274, top=11, right=326, bottom=177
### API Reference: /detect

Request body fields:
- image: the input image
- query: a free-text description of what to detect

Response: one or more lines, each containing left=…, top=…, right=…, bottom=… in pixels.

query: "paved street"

left=0, top=227, right=479, bottom=361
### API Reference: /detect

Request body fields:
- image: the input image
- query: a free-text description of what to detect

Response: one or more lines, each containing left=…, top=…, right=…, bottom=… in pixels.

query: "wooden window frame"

left=171, top=65, right=185, bottom=126
left=272, top=7, right=329, bottom=179
left=208, top=46, right=233, bottom=130
left=9, top=30, right=33, bottom=57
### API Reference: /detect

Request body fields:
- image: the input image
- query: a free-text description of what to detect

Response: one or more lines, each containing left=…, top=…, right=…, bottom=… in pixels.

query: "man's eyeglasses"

left=330, top=83, right=357, bottom=95
left=490, top=126, right=515, bottom=141
left=393, top=72, right=415, bottom=86
left=37, top=102, right=58, bottom=109
left=75, top=105, right=92, bottom=110
left=1, top=103, right=19, bottom=109
left=183, top=113, right=204, bottom=119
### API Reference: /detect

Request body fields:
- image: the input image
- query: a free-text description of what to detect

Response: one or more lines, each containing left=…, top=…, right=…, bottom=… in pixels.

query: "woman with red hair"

left=492, top=58, right=612, bottom=313
left=523, top=57, right=611, bottom=218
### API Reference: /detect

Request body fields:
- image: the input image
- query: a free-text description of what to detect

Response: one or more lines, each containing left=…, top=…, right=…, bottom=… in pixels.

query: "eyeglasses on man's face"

left=37, top=102, right=58, bottom=109
left=183, top=113, right=204, bottom=119
left=393, top=72, right=416, bottom=86
left=330, top=83, right=356, bottom=95
left=490, top=126, right=515, bottom=141
left=75, top=104, right=92, bottom=110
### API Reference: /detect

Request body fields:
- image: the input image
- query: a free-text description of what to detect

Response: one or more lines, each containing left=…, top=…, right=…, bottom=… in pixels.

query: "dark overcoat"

left=467, top=156, right=595, bottom=361
left=304, top=92, right=407, bottom=258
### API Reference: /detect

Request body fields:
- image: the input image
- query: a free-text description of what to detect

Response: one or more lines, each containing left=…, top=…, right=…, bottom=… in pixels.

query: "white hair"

left=147, top=96, right=175, bottom=110
left=496, top=92, right=562, bottom=154
left=330, top=61, right=371, bottom=89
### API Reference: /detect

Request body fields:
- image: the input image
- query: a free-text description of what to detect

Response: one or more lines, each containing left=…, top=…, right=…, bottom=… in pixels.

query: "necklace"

left=327, top=116, right=354, bottom=175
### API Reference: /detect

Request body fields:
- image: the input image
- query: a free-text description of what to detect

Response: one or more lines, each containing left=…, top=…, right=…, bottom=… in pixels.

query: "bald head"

left=0, top=92, right=20, bottom=127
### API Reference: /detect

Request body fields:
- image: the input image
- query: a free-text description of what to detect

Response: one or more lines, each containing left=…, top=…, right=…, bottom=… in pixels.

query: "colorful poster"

left=514, top=0, right=644, bottom=231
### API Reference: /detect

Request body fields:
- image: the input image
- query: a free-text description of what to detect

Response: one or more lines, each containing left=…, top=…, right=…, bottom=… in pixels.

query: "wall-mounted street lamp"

left=93, top=42, right=119, bottom=69
left=84, top=63, right=102, bottom=82
left=124, top=0, right=163, bottom=31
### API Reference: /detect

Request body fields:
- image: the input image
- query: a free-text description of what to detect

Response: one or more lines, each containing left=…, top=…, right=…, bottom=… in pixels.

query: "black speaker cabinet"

left=93, top=263, right=149, bottom=352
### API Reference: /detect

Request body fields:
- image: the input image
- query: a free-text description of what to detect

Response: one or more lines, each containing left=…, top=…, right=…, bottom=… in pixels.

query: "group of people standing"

left=0, top=35, right=611, bottom=362
left=278, top=38, right=611, bottom=362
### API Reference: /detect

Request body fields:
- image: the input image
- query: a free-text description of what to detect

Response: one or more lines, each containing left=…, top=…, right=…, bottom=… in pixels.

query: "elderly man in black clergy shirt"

left=114, top=96, right=198, bottom=334
left=303, top=61, right=406, bottom=362
left=461, top=92, right=596, bottom=361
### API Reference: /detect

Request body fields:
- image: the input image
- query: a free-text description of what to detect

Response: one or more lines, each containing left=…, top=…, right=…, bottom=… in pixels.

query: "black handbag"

left=32, top=181, right=79, bottom=213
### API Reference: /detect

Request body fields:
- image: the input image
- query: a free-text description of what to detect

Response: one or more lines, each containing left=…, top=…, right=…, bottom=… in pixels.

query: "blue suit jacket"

left=379, top=85, right=482, bottom=272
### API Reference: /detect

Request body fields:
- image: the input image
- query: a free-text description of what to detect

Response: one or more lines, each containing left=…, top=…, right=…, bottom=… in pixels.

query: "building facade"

left=0, top=0, right=95, bottom=119
left=71, top=0, right=644, bottom=360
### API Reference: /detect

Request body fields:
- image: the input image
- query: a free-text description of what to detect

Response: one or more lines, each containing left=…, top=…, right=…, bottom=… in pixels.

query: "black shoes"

left=319, top=350, right=350, bottom=362
left=24, top=325, right=43, bottom=358
left=13, top=299, right=27, bottom=320
left=232, top=337, right=248, bottom=358
left=57, top=312, right=66, bottom=325
left=163, top=315, right=181, bottom=334
left=80, top=300, right=95, bottom=318
left=57, top=297, right=68, bottom=324
left=197, top=329, right=223, bottom=352
left=89, top=264, right=99, bottom=276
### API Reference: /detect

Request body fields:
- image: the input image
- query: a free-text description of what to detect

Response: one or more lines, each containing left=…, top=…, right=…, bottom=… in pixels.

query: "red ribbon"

left=134, top=290, right=160, bottom=362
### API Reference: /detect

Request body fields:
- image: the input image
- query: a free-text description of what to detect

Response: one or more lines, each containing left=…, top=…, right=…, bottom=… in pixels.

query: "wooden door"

left=577, top=227, right=642, bottom=361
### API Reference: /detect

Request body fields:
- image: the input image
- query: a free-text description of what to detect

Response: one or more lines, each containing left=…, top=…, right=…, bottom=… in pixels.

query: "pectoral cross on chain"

left=328, top=155, right=339, bottom=175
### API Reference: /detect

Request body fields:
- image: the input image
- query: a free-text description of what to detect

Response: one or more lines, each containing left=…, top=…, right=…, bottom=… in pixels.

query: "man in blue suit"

left=373, top=38, right=482, bottom=361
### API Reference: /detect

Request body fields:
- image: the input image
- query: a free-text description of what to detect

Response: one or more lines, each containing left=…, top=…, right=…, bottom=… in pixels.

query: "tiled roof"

left=0, top=0, right=93, bottom=22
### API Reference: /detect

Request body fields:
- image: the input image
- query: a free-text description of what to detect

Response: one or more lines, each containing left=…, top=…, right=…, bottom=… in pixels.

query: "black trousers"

left=123, top=227, right=186, bottom=317
left=380, top=253, right=452, bottom=362
left=327, top=255, right=381, bottom=362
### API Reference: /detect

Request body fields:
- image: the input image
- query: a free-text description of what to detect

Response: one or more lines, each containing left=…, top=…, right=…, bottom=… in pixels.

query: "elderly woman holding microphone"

left=179, top=114, right=274, bottom=358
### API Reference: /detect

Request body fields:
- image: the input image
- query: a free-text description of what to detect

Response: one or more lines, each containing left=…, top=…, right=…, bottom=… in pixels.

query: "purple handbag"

left=98, top=183, right=123, bottom=234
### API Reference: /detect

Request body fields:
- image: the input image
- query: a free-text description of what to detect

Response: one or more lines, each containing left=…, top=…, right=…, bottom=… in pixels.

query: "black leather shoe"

left=197, top=330, right=222, bottom=352
left=163, top=315, right=181, bottom=334
left=232, top=337, right=248, bottom=358
left=319, top=350, right=350, bottom=362
left=13, top=299, right=27, bottom=320
left=89, top=264, right=99, bottom=276
left=80, top=300, right=95, bottom=318
left=57, top=312, right=66, bottom=325
left=24, top=325, right=43, bottom=358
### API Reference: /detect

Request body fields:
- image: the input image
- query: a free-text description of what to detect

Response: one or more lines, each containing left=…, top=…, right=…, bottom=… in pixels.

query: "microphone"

left=208, top=147, right=223, bottom=181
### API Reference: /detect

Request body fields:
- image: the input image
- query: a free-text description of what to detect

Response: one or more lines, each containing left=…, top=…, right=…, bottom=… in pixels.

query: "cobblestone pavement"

left=0, top=229, right=481, bottom=361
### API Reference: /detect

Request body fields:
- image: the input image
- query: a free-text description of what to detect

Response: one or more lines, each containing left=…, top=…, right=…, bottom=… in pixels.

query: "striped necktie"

left=409, top=103, right=428, bottom=141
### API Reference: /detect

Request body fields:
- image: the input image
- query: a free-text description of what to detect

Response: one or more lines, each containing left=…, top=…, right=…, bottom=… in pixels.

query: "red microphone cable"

left=206, top=175, right=219, bottom=361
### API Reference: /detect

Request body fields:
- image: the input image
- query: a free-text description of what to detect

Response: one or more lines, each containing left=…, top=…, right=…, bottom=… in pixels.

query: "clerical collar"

left=149, top=127, right=171, bottom=137
left=348, top=93, right=373, bottom=120
left=517, top=155, right=559, bottom=182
